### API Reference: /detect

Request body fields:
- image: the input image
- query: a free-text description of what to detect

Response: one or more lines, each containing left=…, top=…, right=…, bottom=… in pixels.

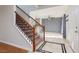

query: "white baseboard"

left=65, top=39, right=75, bottom=53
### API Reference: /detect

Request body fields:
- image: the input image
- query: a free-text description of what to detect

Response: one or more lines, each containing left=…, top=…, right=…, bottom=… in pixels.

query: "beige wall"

left=0, top=5, right=32, bottom=51
left=30, top=6, right=68, bottom=18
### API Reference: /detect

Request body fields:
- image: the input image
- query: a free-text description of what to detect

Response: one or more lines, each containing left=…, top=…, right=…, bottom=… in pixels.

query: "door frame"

left=63, top=14, right=69, bottom=39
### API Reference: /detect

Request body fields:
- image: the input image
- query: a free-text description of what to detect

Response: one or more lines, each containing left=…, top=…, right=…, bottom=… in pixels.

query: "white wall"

left=66, top=6, right=79, bottom=52
left=0, top=5, right=32, bottom=51
left=30, top=6, right=68, bottom=19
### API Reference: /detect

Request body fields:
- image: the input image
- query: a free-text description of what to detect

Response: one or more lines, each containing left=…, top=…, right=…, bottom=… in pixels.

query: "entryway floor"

left=37, top=41, right=66, bottom=53
left=36, top=32, right=74, bottom=53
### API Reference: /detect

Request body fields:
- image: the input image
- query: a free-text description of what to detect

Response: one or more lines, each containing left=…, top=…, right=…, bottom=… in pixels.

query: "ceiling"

left=37, top=5, right=59, bottom=9
left=18, top=5, right=59, bottom=14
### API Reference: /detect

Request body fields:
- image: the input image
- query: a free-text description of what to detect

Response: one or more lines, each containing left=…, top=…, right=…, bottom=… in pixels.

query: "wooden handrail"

left=32, top=28, right=35, bottom=52
left=16, top=5, right=44, bottom=28
left=16, top=6, right=45, bottom=52
left=16, top=12, right=33, bottom=28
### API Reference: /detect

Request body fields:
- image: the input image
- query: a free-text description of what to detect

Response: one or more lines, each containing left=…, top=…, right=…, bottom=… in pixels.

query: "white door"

left=66, top=6, right=79, bottom=52
left=71, top=11, right=78, bottom=52
left=73, top=8, right=79, bottom=52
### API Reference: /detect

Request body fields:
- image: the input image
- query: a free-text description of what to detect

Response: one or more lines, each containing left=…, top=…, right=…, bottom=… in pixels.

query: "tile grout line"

left=37, top=41, right=66, bottom=53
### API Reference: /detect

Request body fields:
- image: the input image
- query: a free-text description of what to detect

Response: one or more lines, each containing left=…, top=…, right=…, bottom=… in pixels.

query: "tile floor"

left=37, top=41, right=66, bottom=53
left=36, top=32, right=74, bottom=53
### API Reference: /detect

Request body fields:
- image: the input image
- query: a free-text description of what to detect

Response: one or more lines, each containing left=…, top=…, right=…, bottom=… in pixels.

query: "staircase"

left=15, top=6, right=45, bottom=52
left=16, top=13, right=34, bottom=42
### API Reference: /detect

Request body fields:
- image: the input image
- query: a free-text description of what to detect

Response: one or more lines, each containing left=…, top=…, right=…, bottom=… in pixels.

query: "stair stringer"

left=14, top=24, right=33, bottom=51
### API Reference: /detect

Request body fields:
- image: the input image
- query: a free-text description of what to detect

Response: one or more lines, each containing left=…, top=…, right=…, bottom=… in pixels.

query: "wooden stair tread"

left=16, top=13, right=44, bottom=52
